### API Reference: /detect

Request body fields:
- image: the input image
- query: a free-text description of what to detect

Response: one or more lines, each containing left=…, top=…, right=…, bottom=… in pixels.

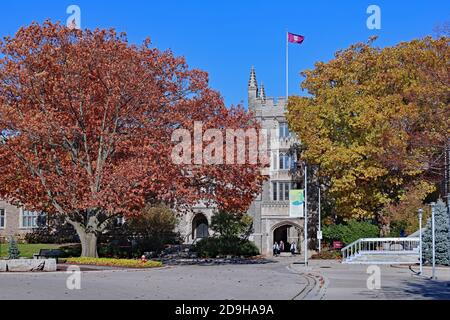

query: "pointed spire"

left=259, top=83, right=266, bottom=103
left=248, top=66, right=258, bottom=89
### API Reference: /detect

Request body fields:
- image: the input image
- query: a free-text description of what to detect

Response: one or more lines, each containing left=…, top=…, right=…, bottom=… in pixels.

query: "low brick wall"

left=0, top=259, right=57, bottom=272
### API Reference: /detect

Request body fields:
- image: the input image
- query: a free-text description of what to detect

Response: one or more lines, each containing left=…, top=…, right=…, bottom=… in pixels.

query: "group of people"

left=273, top=240, right=297, bottom=256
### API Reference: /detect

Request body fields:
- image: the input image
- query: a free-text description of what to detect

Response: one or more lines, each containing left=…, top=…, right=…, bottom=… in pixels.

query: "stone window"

left=271, top=151, right=278, bottom=170
left=279, top=123, right=291, bottom=138
left=20, top=210, right=44, bottom=229
left=272, top=182, right=293, bottom=202
left=279, top=153, right=292, bottom=170
left=272, top=182, right=278, bottom=201
left=0, top=209, right=5, bottom=229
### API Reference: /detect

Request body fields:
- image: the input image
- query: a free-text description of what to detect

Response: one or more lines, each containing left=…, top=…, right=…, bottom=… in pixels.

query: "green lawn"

left=0, top=243, right=62, bottom=259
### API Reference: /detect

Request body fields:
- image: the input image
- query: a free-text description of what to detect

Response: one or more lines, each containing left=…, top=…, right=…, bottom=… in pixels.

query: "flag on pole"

left=288, top=32, right=305, bottom=44
left=286, top=31, right=304, bottom=99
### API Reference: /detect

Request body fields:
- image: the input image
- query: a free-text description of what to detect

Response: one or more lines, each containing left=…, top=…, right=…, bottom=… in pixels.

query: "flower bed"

left=64, top=257, right=163, bottom=269
left=310, top=250, right=342, bottom=260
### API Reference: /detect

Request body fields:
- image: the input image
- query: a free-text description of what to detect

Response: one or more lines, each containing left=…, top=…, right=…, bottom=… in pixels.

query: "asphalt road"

left=0, top=258, right=449, bottom=300
left=0, top=259, right=307, bottom=300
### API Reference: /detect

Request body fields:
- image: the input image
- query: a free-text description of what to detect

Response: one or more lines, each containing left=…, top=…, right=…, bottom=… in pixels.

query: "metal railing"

left=341, top=238, right=420, bottom=263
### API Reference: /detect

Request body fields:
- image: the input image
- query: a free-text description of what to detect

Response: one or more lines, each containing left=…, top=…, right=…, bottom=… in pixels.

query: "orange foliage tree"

left=0, top=22, right=265, bottom=257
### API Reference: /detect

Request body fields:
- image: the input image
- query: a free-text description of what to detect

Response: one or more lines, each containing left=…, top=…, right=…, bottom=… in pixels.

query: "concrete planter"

left=0, top=259, right=57, bottom=272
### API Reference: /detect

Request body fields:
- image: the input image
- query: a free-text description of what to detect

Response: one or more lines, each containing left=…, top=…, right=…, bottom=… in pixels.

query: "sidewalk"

left=292, top=260, right=450, bottom=300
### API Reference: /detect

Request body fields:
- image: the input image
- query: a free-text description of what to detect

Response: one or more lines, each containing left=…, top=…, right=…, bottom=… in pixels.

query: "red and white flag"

left=288, top=32, right=305, bottom=44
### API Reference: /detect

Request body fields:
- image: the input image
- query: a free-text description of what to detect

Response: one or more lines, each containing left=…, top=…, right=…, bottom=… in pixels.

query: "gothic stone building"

left=177, top=68, right=304, bottom=256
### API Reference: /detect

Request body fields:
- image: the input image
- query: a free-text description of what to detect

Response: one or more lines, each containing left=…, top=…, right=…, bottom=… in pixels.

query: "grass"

left=64, top=257, right=163, bottom=269
left=0, top=243, right=62, bottom=259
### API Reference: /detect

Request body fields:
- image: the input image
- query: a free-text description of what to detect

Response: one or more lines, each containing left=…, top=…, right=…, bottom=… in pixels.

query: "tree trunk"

left=79, top=230, right=99, bottom=258
left=67, top=216, right=103, bottom=258
left=376, top=212, right=390, bottom=237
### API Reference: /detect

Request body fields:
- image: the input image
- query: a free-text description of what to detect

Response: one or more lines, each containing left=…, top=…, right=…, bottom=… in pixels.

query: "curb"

left=287, top=264, right=329, bottom=300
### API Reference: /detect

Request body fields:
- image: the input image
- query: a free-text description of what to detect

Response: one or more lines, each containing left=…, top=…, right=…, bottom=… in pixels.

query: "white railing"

left=341, top=238, right=420, bottom=263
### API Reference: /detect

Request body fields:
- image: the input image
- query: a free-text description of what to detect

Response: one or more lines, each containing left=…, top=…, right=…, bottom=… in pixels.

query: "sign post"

left=318, top=187, right=322, bottom=253
left=418, top=208, right=423, bottom=275
left=431, top=203, right=436, bottom=280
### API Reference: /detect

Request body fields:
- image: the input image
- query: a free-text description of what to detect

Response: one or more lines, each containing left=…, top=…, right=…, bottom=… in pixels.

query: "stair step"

left=344, top=253, right=419, bottom=265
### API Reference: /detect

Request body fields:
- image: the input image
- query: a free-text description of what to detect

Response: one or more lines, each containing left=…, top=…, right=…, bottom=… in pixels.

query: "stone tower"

left=246, top=67, right=304, bottom=256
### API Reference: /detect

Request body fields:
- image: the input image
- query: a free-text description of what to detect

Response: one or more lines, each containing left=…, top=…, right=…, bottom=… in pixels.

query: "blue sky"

left=0, top=1, right=448, bottom=107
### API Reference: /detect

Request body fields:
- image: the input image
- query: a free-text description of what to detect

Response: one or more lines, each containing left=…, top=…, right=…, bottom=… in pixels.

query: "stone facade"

left=246, top=67, right=304, bottom=256
left=0, top=201, right=32, bottom=242
left=176, top=202, right=215, bottom=244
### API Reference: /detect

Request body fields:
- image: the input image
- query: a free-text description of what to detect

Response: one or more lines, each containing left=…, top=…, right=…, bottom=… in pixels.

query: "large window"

left=21, top=210, right=44, bottom=229
left=279, top=153, right=293, bottom=170
left=272, top=182, right=293, bottom=201
left=0, top=209, right=5, bottom=229
left=272, top=182, right=278, bottom=201
left=279, top=123, right=291, bottom=138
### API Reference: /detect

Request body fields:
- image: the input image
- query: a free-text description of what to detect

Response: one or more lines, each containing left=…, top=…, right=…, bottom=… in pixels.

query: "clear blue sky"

left=0, top=1, right=448, bottom=107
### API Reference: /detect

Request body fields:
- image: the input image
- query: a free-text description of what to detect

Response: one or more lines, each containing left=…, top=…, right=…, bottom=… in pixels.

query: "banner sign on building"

left=289, top=189, right=304, bottom=218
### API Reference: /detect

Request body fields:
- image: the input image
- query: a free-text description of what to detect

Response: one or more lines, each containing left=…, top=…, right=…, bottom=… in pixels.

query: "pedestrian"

left=279, top=240, right=285, bottom=253
left=273, top=242, right=280, bottom=256
left=290, top=242, right=296, bottom=255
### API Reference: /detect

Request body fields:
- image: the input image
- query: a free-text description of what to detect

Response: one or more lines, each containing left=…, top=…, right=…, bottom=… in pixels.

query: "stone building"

left=177, top=67, right=305, bottom=256
left=0, top=201, right=43, bottom=242
left=245, top=67, right=304, bottom=256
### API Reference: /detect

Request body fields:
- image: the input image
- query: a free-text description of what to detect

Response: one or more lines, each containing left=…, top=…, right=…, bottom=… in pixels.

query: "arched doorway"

left=272, top=223, right=301, bottom=254
left=192, top=213, right=209, bottom=240
left=274, top=225, right=289, bottom=250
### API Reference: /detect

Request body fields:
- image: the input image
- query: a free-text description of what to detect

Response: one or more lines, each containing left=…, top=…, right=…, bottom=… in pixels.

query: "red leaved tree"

left=0, top=22, right=265, bottom=257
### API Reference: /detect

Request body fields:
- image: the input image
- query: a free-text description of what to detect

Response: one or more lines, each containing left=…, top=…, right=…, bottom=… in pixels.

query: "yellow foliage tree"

left=287, top=36, right=449, bottom=230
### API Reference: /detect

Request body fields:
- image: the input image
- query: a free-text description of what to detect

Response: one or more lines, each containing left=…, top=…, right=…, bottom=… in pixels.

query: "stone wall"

left=0, top=201, right=31, bottom=242
left=176, top=204, right=215, bottom=244
left=0, top=259, right=57, bottom=272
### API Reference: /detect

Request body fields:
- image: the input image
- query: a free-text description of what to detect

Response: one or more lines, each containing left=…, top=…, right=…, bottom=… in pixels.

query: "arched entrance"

left=272, top=222, right=301, bottom=254
left=274, top=225, right=289, bottom=251
left=192, top=213, right=209, bottom=240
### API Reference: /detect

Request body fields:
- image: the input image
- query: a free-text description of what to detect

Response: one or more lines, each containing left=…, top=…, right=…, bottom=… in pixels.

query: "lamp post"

left=304, top=165, right=308, bottom=266
left=431, top=202, right=436, bottom=280
left=418, top=208, right=423, bottom=275
left=446, top=137, right=450, bottom=276
left=318, top=186, right=322, bottom=253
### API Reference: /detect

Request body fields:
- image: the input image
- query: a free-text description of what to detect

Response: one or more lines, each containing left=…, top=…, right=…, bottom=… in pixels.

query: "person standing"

left=279, top=240, right=285, bottom=253
left=290, top=242, right=296, bottom=255
left=273, top=242, right=280, bottom=256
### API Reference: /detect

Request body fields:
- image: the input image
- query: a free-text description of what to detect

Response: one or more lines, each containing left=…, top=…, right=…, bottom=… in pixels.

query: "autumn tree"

left=383, top=181, right=433, bottom=236
left=287, top=36, right=449, bottom=232
left=0, top=21, right=265, bottom=257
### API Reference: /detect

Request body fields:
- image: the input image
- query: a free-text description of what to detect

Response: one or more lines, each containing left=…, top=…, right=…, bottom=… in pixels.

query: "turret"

left=259, top=83, right=266, bottom=103
left=248, top=67, right=258, bottom=108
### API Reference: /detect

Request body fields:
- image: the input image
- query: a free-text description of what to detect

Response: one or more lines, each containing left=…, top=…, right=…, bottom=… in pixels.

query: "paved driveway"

left=0, top=259, right=307, bottom=300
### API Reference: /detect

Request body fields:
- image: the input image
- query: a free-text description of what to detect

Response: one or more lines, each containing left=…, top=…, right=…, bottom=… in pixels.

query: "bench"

left=33, top=249, right=64, bottom=263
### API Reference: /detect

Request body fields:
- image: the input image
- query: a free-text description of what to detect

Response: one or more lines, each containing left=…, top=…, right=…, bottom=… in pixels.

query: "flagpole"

left=286, top=30, right=289, bottom=100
